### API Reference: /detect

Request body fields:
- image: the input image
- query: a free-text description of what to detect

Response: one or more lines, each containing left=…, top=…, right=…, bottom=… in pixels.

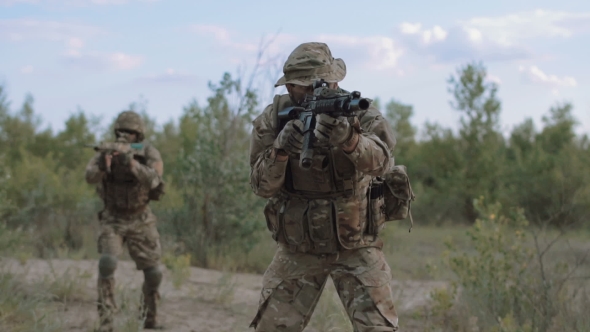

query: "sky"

left=1, top=0, right=589, bottom=137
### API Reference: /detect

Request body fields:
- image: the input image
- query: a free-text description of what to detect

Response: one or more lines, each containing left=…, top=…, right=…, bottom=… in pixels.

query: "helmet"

left=113, top=111, right=145, bottom=142
left=274, top=42, right=346, bottom=88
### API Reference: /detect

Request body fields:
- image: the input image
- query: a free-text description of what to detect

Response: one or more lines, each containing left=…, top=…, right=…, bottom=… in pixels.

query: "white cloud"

left=0, top=0, right=37, bottom=5
left=432, top=26, right=448, bottom=41
left=20, top=65, right=34, bottom=74
left=88, top=0, right=160, bottom=3
left=462, top=10, right=590, bottom=46
left=487, top=74, right=502, bottom=84
left=188, top=23, right=269, bottom=54
left=109, top=52, right=143, bottom=70
left=317, top=34, right=404, bottom=71
left=63, top=50, right=144, bottom=70
left=189, top=24, right=231, bottom=42
left=137, top=68, right=199, bottom=84
left=1, top=18, right=142, bottom=71
left=399, top=22, right=448, bottom=45
left=0, top=19, right=103, bottom=43
left=518, top=65, right=577, bottom=87
left=401, top=22, right=422, bottom=35
left=399, top=24, right=532, bottom=63
left=189, top=22, right=407, bottom=75
left=68, top=37, right=84, bottom=48
left=189, top=24, right=404, bottom=73
left=398, top=10, right=590, bottom=64
left=1, top=0, right=160, bottom=5
left=90, top=0, right=127, bottom=4
left=464, top=27, right=483, bottom=43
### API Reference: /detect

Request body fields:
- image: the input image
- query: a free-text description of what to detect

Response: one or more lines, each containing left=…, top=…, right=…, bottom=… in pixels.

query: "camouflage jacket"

left=85, top=142, right=164, bottom=216
left=249, top=92, right=396, bottom=253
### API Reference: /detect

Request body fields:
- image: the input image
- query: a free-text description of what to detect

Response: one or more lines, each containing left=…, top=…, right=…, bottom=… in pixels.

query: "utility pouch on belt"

left=367, top=179, right=386, bottom=237
left=281, top=198, right=307, bottom=247
left=148, top=181, right=165, bottom=201
left=382, top=164, right=416, bottom=232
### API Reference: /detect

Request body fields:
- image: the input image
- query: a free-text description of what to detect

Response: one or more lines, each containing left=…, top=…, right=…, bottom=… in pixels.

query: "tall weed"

left=425, top=198, right=590, bottom=332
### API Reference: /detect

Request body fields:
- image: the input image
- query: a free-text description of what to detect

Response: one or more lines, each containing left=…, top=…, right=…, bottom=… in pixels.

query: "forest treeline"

left=0, top=62, right=588, bottom=266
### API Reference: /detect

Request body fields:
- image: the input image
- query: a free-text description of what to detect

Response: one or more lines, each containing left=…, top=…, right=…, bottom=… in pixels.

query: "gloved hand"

left=113, top=152, right=133, bottom=167
left=98, top=152, right=109, bottom=172
left=273, top=119, right=304, bottom=155
left=314, top=114, right=353, bottom=146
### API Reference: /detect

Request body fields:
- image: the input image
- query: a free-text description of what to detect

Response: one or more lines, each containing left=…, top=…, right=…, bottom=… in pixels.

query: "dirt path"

left=1, top=258, right=446, bottom=332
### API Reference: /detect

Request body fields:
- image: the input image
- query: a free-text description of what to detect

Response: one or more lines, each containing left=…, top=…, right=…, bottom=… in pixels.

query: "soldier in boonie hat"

left=248, top=42, right=400, bottom=332
left=275, top=42, right=347, bottom=106
left=275, top=42, right=346, bottom=87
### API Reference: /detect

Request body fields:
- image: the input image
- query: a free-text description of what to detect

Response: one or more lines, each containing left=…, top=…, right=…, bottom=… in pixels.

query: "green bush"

left=425, top=198, right=590, bottom=332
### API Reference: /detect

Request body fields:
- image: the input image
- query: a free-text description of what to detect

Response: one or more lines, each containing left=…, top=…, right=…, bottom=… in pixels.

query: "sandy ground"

left=1, top=258, right=446, bottom=332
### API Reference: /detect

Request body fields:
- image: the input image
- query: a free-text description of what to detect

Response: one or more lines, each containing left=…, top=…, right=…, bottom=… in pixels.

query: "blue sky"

left=1, top=0, right=589, bottom=137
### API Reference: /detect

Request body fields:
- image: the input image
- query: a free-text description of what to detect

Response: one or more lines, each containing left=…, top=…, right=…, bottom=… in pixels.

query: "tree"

left=384, top=98, right=416, bottom=160
left=164, top=72, right=265, bottom=268
left=506, top=102, right=590, bottom=226
left=447, top=61, right=505, bottom=222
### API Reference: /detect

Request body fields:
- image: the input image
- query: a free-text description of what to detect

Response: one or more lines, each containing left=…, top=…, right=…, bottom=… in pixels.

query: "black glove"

left=113, top=152, right=132, bottom=166
left=97, top=152, right=108, bottom=172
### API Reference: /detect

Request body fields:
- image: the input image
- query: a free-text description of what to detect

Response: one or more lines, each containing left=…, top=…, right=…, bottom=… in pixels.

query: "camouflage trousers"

left=97, top=207, right=162, bottom=270
left=97, top=207, right=162, bottom=331
left=250, top=244, right=399, bottom=332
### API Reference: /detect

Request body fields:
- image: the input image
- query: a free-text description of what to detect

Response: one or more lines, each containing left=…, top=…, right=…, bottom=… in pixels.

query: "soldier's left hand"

left=314, top=114, right=353, bottom=146
left=129, top=158, right=139, bottom=172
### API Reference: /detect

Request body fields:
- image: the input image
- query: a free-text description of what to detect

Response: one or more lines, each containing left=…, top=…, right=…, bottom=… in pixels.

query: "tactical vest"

left=102, top=145, right=151, bottom=215
left=265, top=94, right=380, bottom=255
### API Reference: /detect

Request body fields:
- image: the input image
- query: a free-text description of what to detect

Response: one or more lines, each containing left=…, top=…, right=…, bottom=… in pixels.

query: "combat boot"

left=97, top=277, right=117, bottom=332
left=141, top=282, right=161, bottom=329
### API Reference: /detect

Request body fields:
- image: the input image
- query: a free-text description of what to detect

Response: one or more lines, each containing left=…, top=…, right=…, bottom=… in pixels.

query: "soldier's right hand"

left=273, top=119, right=304, bottom=155
left=98, top=152, right=109, bottom=171
left=99, top=151, right=119, bottom=172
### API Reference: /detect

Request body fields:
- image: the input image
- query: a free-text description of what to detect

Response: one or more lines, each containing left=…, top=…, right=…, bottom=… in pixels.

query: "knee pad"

left=143, top=266, right=163, bottom=289
left=98, top=254, right=118, bottom=278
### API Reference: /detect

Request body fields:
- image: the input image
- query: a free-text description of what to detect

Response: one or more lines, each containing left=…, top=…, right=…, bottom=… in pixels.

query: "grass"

left=162, top=252, right=192, bottom=289
left=205, top=223, right=475, bottom=281
left=44, top=264, right=93, bottom=304
left=380, top=222, right=472, bottom=281
left=1, top=219, right=589, bottom=331
left=306, top=278, right=352, bottom=332
left=0, top=269, right=75, bottom=332
left=213, top=271, right=237, bottom=307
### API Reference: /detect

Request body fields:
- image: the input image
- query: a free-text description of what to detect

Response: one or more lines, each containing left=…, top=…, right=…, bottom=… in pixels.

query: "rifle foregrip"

left=299, top=112, right=315, bottom=170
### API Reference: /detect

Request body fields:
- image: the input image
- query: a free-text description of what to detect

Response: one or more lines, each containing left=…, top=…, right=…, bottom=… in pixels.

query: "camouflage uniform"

left=85, top=111, right=165, bottom=331
left=249, top=42, right=399, bottom=331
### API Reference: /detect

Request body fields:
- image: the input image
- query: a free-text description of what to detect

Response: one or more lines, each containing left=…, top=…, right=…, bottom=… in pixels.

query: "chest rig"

left=102, top=144, right=151, bottom=216
left=268, top=94, right=372, bottom=254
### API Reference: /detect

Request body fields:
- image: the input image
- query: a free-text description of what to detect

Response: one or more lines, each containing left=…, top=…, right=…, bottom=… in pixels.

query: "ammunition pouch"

left=263, top=196, right=282, bottom=242
left=366, top=178, right=386, bottom=236
left=383, top=165, right=415, bottom=221
left=263, top=192, right=343, bottom=255
left=366, top=163, right=416, bottom=234
left=148, top=181, right=165, bottom=201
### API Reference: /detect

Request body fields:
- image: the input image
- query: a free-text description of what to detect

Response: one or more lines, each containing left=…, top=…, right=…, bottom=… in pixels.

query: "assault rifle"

left=86, top=142, right=145, bottom=173
left=277, top=79, right=371, bottom=170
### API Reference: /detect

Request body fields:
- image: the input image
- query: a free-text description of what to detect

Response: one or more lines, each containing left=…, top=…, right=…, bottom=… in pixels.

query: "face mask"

left=116, top=131, right=135, bottom=143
